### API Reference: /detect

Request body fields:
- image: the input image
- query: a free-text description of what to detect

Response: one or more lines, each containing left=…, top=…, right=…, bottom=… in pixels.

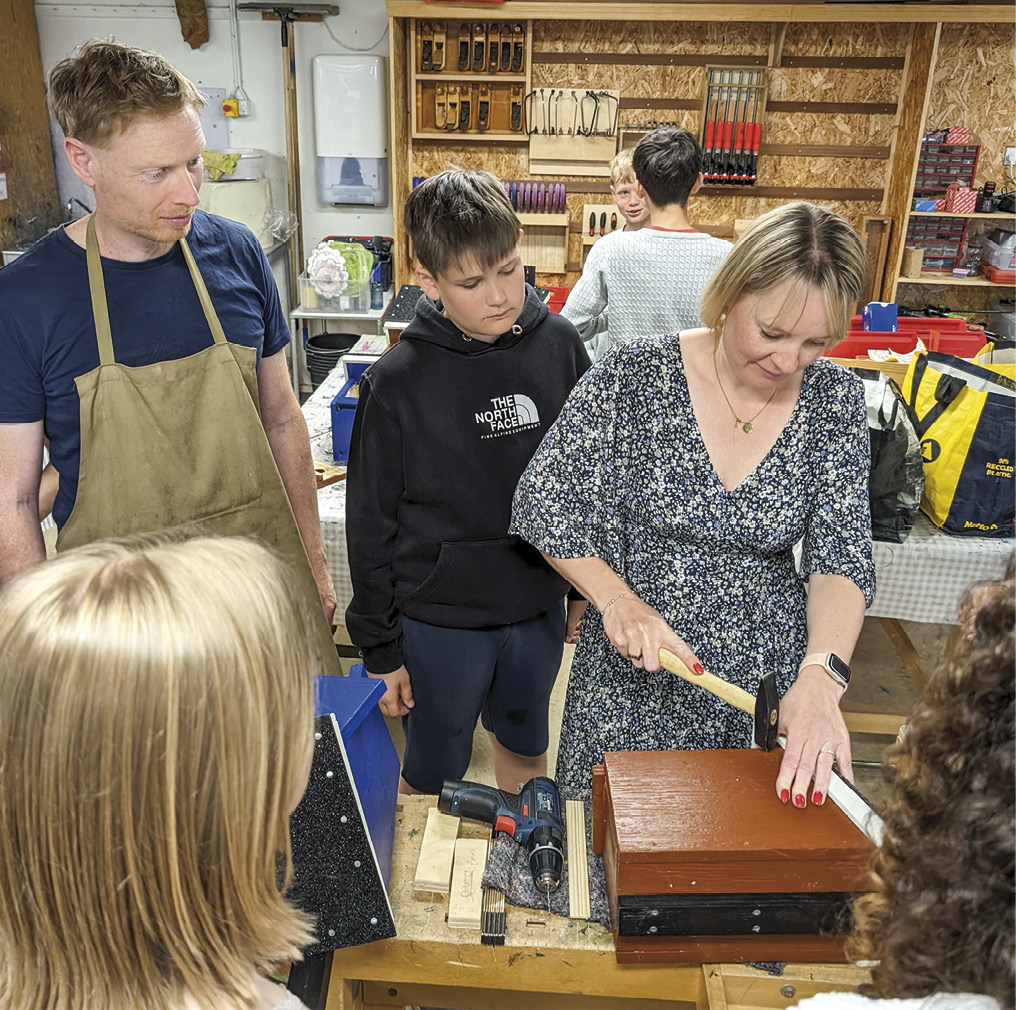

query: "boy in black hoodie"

left=345, top=170, right=589, bottom=795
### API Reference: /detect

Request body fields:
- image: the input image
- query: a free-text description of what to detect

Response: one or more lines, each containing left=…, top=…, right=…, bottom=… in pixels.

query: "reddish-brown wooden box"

left=592, top=749, right=874, bottom=964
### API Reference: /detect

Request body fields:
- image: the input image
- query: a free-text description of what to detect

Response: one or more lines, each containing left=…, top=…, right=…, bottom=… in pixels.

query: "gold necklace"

left=712, top=344, right=778, bottom=434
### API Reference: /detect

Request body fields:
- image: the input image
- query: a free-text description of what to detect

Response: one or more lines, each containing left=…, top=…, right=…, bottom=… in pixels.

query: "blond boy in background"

left=609, top=149, right=649, bottom=230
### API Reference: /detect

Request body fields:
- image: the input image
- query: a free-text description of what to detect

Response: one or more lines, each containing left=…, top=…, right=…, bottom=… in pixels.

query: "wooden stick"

left=447, top=838, right=487, bottom=929
left=566, top=799, right=590, bottom=920
left=658, top=648, right=756, bottom=715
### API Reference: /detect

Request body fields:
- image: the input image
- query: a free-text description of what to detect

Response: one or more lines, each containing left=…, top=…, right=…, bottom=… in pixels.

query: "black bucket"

left=305, top=332, right=359, bottom=389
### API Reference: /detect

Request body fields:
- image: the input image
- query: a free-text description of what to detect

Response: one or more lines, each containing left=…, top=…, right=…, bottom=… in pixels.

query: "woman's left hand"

left=774, top=667, right=852, bottom=808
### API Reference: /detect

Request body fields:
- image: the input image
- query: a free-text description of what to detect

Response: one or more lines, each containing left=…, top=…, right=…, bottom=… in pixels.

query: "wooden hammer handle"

left=658, top=648, right=756, bottom=716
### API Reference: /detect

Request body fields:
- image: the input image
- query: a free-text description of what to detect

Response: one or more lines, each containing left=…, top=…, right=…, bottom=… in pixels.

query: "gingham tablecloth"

left=867, top=514, right=1013, bottom=625
left=303, top=366, right=354, bottom=618
left=304, top=369, right=1014, bottom=628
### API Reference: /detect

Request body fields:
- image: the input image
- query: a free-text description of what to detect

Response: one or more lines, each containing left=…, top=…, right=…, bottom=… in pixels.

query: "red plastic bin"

left=543, top=285, right=569, bottom=313
left=830, top=328, right=985, bottom=360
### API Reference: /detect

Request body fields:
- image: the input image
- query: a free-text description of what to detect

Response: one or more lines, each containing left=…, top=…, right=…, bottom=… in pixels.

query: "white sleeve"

left=561, top=238, right=609, bottom=342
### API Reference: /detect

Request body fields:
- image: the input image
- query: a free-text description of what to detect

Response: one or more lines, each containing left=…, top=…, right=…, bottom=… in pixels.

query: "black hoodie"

left=344, top=285, right=590, bottom=673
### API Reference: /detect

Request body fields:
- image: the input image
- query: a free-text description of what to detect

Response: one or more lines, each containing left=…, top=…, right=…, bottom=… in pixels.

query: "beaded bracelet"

left=600, top=591, right=628, bottom=615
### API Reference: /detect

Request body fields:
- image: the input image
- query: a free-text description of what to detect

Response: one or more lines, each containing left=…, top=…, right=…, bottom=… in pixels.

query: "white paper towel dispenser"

left=313, top=54, right=389, bottom=207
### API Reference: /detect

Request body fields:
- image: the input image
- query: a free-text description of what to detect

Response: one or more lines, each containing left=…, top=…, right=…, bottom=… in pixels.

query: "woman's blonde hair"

left=700, top=202, right=866, bottom=345
left=0, top=532, right=326, bottom=1010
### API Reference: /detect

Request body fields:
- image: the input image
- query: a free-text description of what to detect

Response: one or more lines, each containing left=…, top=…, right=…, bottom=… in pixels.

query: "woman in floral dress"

left=511, top=202, right=875, bottom=808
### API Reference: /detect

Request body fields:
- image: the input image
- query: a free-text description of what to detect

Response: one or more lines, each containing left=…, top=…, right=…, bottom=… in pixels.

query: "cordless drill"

left=438, top=776, right=565, bottom=900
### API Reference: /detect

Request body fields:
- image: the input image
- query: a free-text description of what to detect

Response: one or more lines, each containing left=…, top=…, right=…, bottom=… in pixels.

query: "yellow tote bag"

left=901, top=351, right=1016, bottom=537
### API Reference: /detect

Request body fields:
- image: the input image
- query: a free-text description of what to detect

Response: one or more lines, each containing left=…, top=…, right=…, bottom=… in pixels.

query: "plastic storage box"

left=315, top=668, right=400, bottom=886
left=330, top=357, right=373, bottom=463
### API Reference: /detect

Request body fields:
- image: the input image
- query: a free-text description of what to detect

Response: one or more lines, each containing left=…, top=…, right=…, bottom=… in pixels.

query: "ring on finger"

left=819, top=747, right=836, bottom=757
left=629, top=651, right=643, bottom=661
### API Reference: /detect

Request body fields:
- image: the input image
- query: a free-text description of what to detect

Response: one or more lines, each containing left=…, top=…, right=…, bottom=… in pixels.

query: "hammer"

left=659, top=648, right=779, bottom=750
left=659, top=648, right=885, bottom=846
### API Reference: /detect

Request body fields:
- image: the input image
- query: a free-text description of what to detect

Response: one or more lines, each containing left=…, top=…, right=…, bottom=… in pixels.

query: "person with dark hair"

left=792, top=570, right=1015, bottom=1009
left=0, top=41, right=337, bottom=661
left=513, top=202, right=874, bottom=804
left=345, top=169, right=589, bottom=795
left=561, top=126, right=731, bottom=358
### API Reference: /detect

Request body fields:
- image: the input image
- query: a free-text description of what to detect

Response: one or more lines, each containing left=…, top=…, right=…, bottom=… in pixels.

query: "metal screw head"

left=751, top=924, right=761, bottom=933
left=327, top=929, right=335, bottom=937
left=650, top=909, right=659, bottom=916
left=780, top=985, right=797, bottom=998
left=325, top=770, right=334, bottom=778
left=648, top=925, right=658, bottom=933
left=752, top=908, right=762, bottom=916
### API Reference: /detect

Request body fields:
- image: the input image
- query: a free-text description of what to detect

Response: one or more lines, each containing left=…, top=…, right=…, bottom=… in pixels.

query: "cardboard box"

left=901, top=246, right=925, bottom=277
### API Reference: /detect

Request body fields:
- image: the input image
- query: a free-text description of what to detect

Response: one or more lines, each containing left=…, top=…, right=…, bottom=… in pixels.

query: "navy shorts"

left=399, top=601, right=565, bottom=794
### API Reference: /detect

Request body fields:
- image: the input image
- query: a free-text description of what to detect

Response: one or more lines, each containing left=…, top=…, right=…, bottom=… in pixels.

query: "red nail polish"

left=780, top=788, right=789, bottom=804
left=693, top=663, right=705, bottom=675
left=813, top=791, right=824, bottom=806
left=794, top=794, right=806, bottom=808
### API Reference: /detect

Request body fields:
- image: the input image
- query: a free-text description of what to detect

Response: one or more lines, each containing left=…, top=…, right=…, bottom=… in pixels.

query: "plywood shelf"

left=909, top=211, right=1016, bottom=220
left=414, top=72, right=527, bottom=83
left=411, top=131, right=528, bottom=142
left=897, top=273, right=1011, bottom=287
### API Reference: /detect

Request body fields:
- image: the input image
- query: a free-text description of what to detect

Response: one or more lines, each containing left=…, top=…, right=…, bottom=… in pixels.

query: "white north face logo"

left=474, top=394, right=541, bottom=439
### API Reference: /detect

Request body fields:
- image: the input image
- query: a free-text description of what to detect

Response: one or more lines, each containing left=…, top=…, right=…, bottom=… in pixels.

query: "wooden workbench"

left=325, top=796, right=869, bottom=1009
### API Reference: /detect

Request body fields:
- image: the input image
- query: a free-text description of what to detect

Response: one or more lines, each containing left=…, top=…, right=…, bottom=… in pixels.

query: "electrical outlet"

left=237, top=98, right=250, bottom=117
left=1004, top=147, right=1016, bottom=167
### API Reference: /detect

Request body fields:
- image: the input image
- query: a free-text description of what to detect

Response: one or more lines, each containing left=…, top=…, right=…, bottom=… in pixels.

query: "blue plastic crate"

left=330, top=360, right=371, bottom=463
left=315, top=666, right=400, bottom=887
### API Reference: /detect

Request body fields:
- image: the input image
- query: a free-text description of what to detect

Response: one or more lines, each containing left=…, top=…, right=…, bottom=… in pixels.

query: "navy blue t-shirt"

left=0, top=211, right=290, bottom=527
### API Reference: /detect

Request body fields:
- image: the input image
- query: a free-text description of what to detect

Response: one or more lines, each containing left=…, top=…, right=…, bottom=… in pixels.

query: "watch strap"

left=799, top=651, right=849, bottom=688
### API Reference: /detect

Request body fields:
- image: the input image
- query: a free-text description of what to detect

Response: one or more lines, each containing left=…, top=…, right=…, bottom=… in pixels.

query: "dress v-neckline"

left=674, top=334, right=809, bottom=495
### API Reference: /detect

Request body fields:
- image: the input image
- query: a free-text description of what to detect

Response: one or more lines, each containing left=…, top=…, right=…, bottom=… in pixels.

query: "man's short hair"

left=48, top=40, right=205, bottom=148
left=609, top=149, right=636, bottom=186
left=404, top=169, right=520, bottom=278
left=632, top=127, right=703, bottom=208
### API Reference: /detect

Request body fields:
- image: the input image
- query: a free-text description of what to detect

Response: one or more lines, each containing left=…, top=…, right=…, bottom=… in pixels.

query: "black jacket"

left=344, top=285, right=590, bottom=673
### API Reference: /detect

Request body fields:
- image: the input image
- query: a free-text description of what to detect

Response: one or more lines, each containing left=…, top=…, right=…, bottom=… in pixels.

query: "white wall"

left=33, top=0, right=395, bottom=272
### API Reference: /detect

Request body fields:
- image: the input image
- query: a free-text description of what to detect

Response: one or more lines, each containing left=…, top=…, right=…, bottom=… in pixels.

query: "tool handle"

left=658, top=648, right=756, bottom=716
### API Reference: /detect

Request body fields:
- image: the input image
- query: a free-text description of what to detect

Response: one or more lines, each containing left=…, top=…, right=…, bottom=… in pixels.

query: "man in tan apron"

left=0, top=42, right=336, bottom=661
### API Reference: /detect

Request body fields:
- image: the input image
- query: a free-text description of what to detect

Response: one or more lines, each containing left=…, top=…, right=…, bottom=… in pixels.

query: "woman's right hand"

left=601, top=592, right=703, bottom=676
left=366, top=664, right=415, bottom=717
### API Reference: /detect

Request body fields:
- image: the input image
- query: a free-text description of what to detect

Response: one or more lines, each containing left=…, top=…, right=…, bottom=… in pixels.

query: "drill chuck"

left=528, top=824, right=564, bottom=892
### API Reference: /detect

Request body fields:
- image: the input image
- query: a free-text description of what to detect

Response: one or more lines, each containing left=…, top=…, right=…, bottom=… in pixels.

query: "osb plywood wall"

left=895, top=22, right=1015, bottom=318
left=926, top=24, right=1014, bottom=191
left=408, top=20, right=1010, bottom=289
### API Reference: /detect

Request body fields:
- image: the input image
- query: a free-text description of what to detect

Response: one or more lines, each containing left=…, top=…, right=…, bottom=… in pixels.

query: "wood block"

left=566, top=799, right=591, bottom=920
left=614, top=932, right=847, bottom=964
left=313, top=460, right=347, bottom=489
left=447, top=837, right=487, bottom=929
left=413, top=807, right=459, bottom=893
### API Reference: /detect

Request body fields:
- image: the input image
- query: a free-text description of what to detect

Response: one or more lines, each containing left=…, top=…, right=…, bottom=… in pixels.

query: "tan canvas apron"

left=58, top=216, right=338, bottom=665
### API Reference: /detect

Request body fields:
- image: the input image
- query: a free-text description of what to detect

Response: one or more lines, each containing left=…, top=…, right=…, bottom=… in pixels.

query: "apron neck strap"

left=84, top=216, right=228, bottom=365
left=85, top=215, right=115, bottom=366
left=180, top=236, right=228, bottom=345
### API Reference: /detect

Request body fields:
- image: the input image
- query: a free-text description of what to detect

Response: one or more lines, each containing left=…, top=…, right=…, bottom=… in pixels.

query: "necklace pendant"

left=742, top=421, right=754, bottom=434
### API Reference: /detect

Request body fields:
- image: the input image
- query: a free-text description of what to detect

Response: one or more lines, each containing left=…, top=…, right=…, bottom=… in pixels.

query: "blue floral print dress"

left=510, top=335, right=876, bottom=798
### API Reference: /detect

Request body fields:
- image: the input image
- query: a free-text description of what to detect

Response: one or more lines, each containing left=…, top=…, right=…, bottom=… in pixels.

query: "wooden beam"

left=768, top=22, right=788, bottom=67
left=388, top=16, right=412, bottom=289
left=534, top=52, right=766, bottom=66
left=767, top=100, right=897, bottom=114
left=386, top=1, right=1014, bottom=24
left=880, top=22, right=942, bottom=301
left=0, top=0, right=61, bottom=250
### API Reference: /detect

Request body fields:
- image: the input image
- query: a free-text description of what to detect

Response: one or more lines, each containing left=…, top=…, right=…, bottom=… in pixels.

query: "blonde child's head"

left=609, top=149, right=648, bottom=229
left=0, top=531, right=328, bottom=1010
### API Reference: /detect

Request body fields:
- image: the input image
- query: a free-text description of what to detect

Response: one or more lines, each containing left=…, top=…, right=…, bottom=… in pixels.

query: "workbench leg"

left=702, top=964, right=728, bottom=1010
left=324, top=977, right=364, bottom=1010
left=879, top=616, right=931, bottom=692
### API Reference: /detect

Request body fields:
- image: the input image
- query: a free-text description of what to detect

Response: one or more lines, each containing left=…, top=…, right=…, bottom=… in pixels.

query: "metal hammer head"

left=754, top=672, right=780, bottom=750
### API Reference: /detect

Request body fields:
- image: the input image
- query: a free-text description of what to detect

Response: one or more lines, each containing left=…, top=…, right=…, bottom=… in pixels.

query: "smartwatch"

left=799, top=652, right=851, bottom=689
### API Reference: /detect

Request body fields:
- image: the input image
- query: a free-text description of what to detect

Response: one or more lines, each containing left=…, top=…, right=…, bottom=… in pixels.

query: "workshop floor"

left=341, top=616, right=949, bottom=808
